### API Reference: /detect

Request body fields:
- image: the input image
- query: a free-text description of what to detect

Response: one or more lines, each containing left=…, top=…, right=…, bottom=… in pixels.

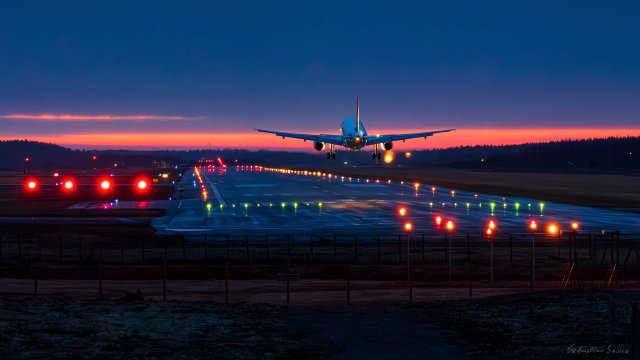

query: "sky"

left=1, top=0, right=639, bottom=150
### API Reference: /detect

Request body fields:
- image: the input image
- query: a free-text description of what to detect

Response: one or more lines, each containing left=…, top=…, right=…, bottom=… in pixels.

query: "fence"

left=0, top=231, right=638, bottom=303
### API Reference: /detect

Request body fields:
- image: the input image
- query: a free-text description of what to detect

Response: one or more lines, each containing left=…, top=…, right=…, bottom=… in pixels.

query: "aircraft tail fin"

left=355, top=95, right=360, bottom=133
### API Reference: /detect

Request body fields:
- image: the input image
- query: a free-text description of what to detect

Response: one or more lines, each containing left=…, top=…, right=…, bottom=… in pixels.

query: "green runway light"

left=441, top=202, right=446, bottom=207
left=454, top=203, right=458, bottom=207
left=318, top=202, right=323, bottom=207
left=232, top=204, right=236, bottom=208
left=503, top=203, right=507, bottom=209
left=479, top=203, right=482, bottom=208
left=429, top=202, right=433, bottom=207
left=219, top=204, right=223, bottom=209
left=256, top=203, right=260, bottom=207
left=244, top=203, right=249, bottom=208
left=490, top=202, right=495, bottom=211
left=528, top=203, right=531, bottom=209
left=515, top=202, right=520, bottom=210
left=281, top=202, right=286, bottom=208
left=539, top=202, right=544, bottom=213
left=466, top=202, right=470, bottom=209
left=269, top=203, right=273, bottom=207
left=206, top=203, right=212, bottom=210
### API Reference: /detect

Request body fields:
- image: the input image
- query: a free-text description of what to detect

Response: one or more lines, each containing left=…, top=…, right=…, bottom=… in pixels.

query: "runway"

left=152, top=166, right=640, bottom=235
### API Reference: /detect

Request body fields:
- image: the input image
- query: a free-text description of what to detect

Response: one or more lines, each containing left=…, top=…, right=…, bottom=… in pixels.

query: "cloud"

left=2, top=114, right=195, bottom=121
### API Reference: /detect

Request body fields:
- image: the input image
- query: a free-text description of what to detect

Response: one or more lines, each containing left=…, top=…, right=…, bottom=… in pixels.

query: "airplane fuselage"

left=340, top=117, right=367, bottom=150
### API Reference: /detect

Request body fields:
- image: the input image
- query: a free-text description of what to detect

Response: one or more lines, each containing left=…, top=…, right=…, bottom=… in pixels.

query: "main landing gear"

left=327, top=144, right=336, bottom=160
left=372, top=144, right=381, bottom=160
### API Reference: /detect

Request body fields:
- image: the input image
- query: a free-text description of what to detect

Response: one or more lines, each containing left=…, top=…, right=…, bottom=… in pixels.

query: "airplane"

left=255, top=96, right=454, bottom=160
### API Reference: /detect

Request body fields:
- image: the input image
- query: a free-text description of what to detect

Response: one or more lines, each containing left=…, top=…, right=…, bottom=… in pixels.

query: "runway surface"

left=152, top=166, right=640, bottom=235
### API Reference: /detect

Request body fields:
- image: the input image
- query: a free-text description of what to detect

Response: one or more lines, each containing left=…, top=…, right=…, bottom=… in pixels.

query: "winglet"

left=355, top=95, right=360, bottom=133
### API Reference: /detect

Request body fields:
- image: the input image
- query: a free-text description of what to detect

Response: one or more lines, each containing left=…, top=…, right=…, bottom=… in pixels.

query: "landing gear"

left=327, top=145, right=336, bottom=160
left=372, top=144, right=381, bottom=160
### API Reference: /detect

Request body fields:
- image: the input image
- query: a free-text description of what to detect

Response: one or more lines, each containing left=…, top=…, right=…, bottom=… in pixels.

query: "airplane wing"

left=365, top=129, right=455, bottom=145
left=254, top=128, right=345, bottom=145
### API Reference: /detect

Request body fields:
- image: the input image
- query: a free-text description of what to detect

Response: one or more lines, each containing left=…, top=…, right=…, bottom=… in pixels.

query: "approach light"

left=446, top=220, right=455, bottom=231
left=24, top=178, right=39, bottom=192
left=384, top=153, right=394, bottom=164
left=404, top=222, right=413, bottom=231
left=571, top=222, right=579, bottom=230
left=488, top=220, right=496, bottom=230
left=547, top=224, right=558, bottom=235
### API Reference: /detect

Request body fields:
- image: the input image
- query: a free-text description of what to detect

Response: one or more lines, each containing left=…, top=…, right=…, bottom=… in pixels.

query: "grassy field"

left=328, top=167, right=640, bottom=212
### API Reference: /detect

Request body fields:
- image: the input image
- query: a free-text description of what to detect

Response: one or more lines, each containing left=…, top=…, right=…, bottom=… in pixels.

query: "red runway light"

left=62, top=178, right=76, bottom=192
left=488, top=219, right=496, bottom=230
left=134, top=177, right=151, bottom=193
left=398, top=207, right=407, bottom=216
left=98, top=178, right=113, bottom=192
left=24, top=178, right=39, bottom=192
left=435, top=215, right=442, bottom=225
left=529, top=219, right=538, bottom=230
left=486, top=228, right=493, bottom=235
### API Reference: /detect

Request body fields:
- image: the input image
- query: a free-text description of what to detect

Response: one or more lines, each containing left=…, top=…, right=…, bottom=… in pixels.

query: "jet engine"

left=382, top=142, right=393, bottom=150
left=314, top=142, right=326, bottom=151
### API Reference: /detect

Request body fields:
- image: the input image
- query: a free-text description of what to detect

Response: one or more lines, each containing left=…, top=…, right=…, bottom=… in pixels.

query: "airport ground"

left=316, top=165, right=640, bottom=213
left=1, top=165, right=639, bottom=358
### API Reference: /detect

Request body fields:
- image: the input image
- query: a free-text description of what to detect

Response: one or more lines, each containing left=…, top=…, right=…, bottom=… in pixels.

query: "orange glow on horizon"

left=4, top=114, right=194, bottom=121
left=2, top=128, right=639, bottom=149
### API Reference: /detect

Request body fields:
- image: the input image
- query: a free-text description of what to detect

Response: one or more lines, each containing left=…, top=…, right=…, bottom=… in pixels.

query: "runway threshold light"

left=398, top=207, right=407, bottom=216
left=404, top=222, right=413, bottom=231
left=529, top=219, right=538, bottom=230
left=62, top=178, right=76, bottom=192
left=488, top=220, right=496, bottom=230
left=435, top=215, right=442, bottom=225
left=98, top=178, right=113, bottom=192
left=24, top=178, right=39, bottom=192
left=134, top=177, right=151, bottom=193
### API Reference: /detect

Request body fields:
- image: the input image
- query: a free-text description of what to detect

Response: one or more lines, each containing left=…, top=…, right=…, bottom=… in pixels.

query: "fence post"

left=226, top=234, right=230, bottom=264
left=333, top=233, right=337, bottom=263
left=0, top=233, right=3, bottom=264
left=98, top=249, right=103, bottom=298
left=121, top=247, right=124, bottom=264
left=17, top=233, right=22, bottom=258
left=309, top=234, right=313, bottom=263
left=509, top=234, right=513, bottom=266
left=245, top=233, right=250, bottom=264
left=422, top=233, right=425, bottom=264
left=265, top=234, right=270, bottom=263
left=163, top=238, right=167, bottom=302
left=204, top=234, right=208, bottom=260
left=354, top=235, right=358, bottom=264
left=38, top=236, right=42, bottom=262
left=632, top=302, right=640, bottom=360
left=398, top=235, right=402, bottom=264
left=377, top=235, right=381, bottom=264
left=182, top=236, right=186, bottom=262
left=346, top=254, right=351, bottom=306
left=141, top=237, right=145, bottom=262
left=287, top=235, right=291, bottom=265
left=58, top=236, right=62, bottom=263
left=467, top=234, right=470, bottom=262
left=79, top=235, right=83, bottom=262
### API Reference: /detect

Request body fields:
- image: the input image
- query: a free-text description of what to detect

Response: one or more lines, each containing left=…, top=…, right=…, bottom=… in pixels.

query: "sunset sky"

left=1, top=1, right=639, bottom=150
